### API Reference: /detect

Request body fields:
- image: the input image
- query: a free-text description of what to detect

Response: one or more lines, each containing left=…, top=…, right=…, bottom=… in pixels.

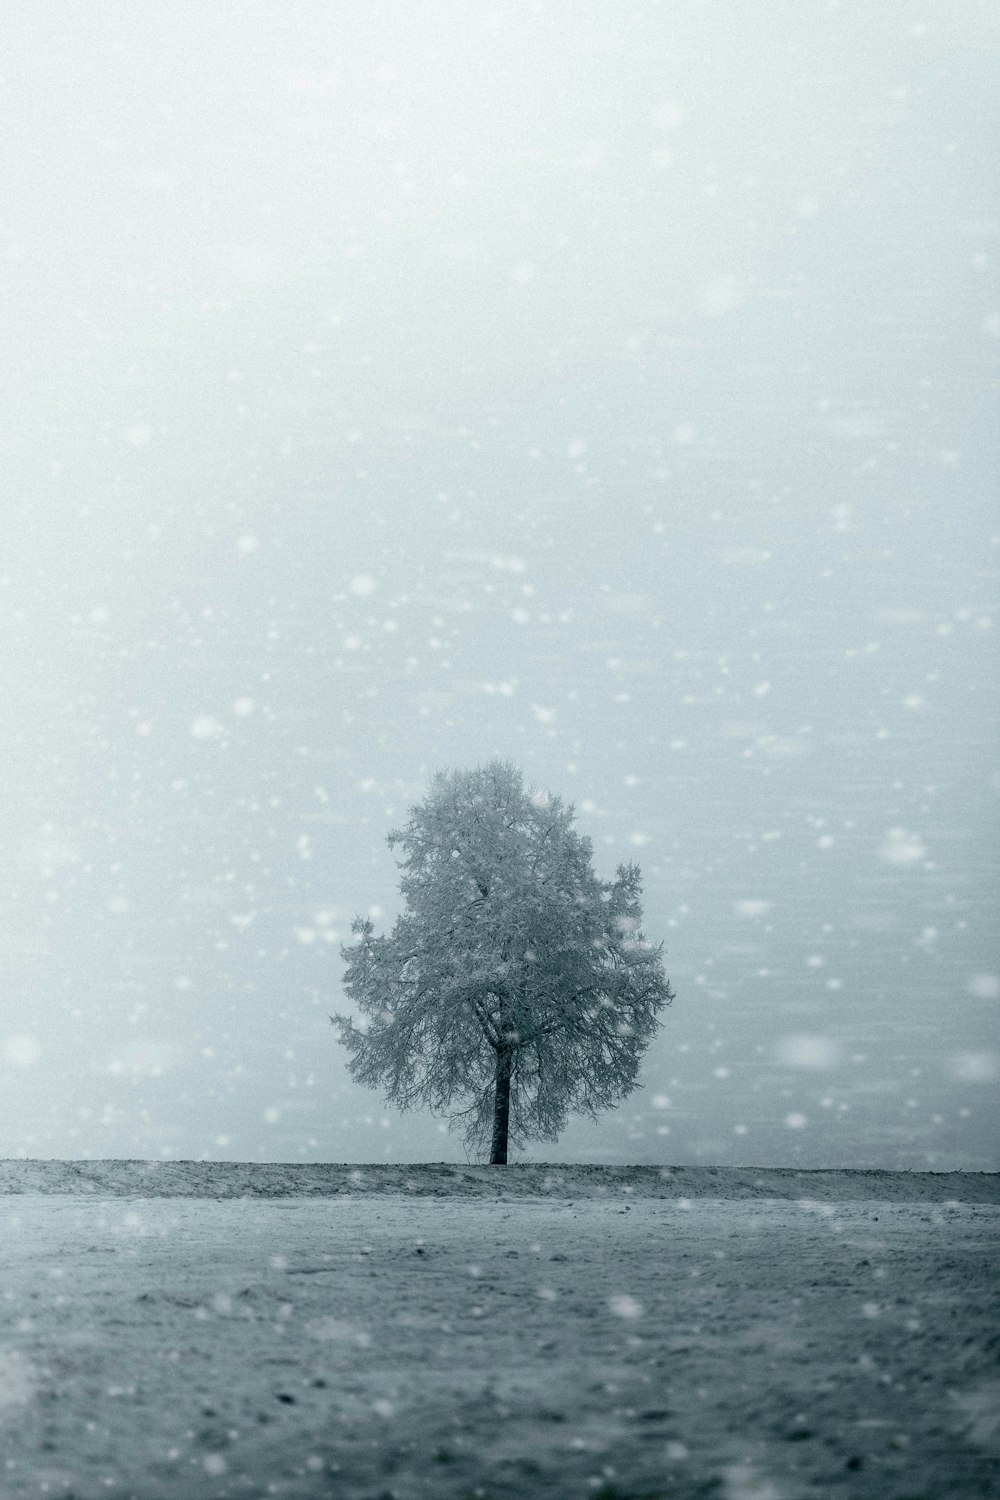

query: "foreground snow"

left=1, top=1171, right=997, bottom=1498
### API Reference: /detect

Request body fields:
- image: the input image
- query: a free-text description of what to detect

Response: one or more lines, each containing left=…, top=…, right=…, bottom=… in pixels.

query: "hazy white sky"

left=2, top=2, right=997, bottom=1167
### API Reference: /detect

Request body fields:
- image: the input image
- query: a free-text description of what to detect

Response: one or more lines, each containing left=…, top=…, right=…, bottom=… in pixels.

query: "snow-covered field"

left=2, top=1165, right=998, bottom=1500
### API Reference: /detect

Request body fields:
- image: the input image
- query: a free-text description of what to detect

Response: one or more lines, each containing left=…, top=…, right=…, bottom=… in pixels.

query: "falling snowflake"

left=1, top=1035, right=40, bottom=1068
left=189, top=714, right=224, bottom=740
left=608, top=1294, right=643, bottom=1319
left=879, top=828, right=926, bottom=866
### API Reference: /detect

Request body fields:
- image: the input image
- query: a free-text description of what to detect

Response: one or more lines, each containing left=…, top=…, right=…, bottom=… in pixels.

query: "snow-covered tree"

left=333, top=760, right=674, bottom=1164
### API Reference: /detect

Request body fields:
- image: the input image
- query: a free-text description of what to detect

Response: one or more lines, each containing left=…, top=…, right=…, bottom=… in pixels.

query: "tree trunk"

left=489, top=1046, right=512, bottom=1165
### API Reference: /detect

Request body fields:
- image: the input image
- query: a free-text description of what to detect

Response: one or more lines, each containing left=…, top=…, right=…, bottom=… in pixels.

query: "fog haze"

left=2, top=2, right=997, bottom=1168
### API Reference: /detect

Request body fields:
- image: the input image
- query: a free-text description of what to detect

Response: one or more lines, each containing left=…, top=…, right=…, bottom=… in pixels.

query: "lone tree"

left=333, top=760, right=674, bottom=1164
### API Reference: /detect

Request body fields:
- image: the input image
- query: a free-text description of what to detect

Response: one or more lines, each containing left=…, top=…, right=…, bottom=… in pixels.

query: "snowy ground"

left=3, top=1159, right=999, bottom=1202
left=1, top=1166, right=998, bottom=1500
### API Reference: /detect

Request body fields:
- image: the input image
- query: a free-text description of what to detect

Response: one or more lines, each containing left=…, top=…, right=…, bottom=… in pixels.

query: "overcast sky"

left=1, top=1, right=997, bottom=1169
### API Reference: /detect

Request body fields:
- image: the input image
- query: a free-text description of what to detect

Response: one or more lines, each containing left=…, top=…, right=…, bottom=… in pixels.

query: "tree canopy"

left=333, top=760, right=674, bottom=1162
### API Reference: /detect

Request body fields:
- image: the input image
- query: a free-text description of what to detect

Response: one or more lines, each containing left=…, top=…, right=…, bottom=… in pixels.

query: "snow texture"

left=1, top=1158, right=997, bottom=1202
left=1, top=1164, right=997, bottom=1498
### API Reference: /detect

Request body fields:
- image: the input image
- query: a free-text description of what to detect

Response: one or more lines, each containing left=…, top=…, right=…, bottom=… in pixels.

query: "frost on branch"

left=332, top=760, right=674, bottom=1163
